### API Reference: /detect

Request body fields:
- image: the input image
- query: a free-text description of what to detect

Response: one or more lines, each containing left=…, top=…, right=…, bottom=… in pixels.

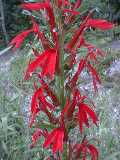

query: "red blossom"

left=88, top=144, right=99, bottom=160
left=30, top=128, right=42, bottom=148
left=61, top=98, right=70, bottom=118
left=21, top=2, right=58, bottom=45
left=29, top=87, right=55, bottom=127
left=63, top=9, right=80, bottom=16
left=86, top=19, right=113, bottom=30
left=45, top=3, right=57, bottom=44
left=24, top=48, right=57, bottom=80
left=73, top=0, right=83, bottom=9
left=21, top=2, right=49, bottom=10
left=57, top=0, right=71, bottom=7
left=64, top=0, right=82, bottom=24
left=87, top=62, right=101, bottom=92
left=39, top=77, right=60, bottom=107
left=43, top=128, right=64, bottom=153
left=73, top=139, right=99, bottom=160
left=32, top=17, right=50, bottom=49
left=78, top=103, right=98, bottom=133
left=69, top=58, right=86, bottom=88
left=67, top=89, right=79, bottom=118
left=10, top=29, right=33, bottom=49
left=65, top=11, right=93, bottom=51
left=84, top=41, right=105, bottom=58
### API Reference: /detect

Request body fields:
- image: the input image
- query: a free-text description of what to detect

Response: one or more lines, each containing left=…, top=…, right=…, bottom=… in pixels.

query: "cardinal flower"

left=24, top=48, right=57, bottom=80
left=73, top=139, right=99, bottom=160
left=21, top=2, right=58, bottom=45
left=86, top=18, right=113, bottom=30
left=39, top=77, right=60, bottom=107
left=30, top=128, right=42, bottom=148
left=21, top=2, right=49, bottom=10
left=87, top=62, right=101, bottom=92
left=69, top=58, right=86, bottom=88
left=29, top=87, right=55, bottom=127
left=10, top=29, right=33, bottom=49
left=78, top=103, right=98, bottom=133
left=32, top=17, right=51, bottom=49
left=43, top=128, right=64, bottom=153
left=64, top=0, right=82, bottom=24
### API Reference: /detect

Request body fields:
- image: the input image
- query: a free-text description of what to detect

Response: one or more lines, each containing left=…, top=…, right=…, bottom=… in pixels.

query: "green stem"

left=53, top=2, right=65, bottom=106
left=59, top=35, right=65, bottom=106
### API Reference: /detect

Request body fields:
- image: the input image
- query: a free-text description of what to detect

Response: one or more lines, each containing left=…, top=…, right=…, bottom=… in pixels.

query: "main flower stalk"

left=10, top=0, right=113, bottom=159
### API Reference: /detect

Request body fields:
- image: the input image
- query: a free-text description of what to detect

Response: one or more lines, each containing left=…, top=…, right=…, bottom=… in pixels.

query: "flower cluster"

left=10, top=0, right=113, bottom=159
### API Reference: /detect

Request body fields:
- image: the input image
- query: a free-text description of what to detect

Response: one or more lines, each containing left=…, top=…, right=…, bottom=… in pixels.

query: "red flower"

left=73, top=139, right=99, bottom=160
left=73, top=0, right=83, bottom=9
left=78, top=103, right=98, bottom=133
left=58, top=0, right=71, bottom=7
left=69, top=58, right=86, bottom=88
left=29, top=87, right=55, bottom=127
left=64, top=0, right=82, bottom=25
left=87, top=62, right=101, bottom=92
left=30, top=128, right=42, bottom=148
left=43, top=128, right=64, bottom=153
left=24, top=48, right=57, bottom=80
left=63, top=9, right=80, bottom=16
left=39, top=77, right=60, bottom=107
left=88, top=144, right=99, bottom=160
left=86, top=19, right=113, bottom=30
left=65, top=11, right=93, bottom=51
left=21, top=2, right=49, bottom=10
left=32, top=17, right=50, bottom=49
left=61, top=98, right=70, bottom=118
left=67, top=89, right=80, bottom=118
left=10, top=29, right=33, bottom=49
left=21, top=2, right=57, bottom=45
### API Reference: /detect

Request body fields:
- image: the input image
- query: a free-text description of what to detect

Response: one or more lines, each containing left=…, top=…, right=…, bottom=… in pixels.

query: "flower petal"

left=21, top=2, right=49, bottom=10
left=86, top=19, right=113, bottom=30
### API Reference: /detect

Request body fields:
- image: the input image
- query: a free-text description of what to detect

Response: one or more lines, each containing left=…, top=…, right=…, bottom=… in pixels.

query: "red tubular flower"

left=78, top=103, right=98, bottom=133
left=57, top=0, right=71, bottom=7
left=21, top=2, right=49, bottom=10
left=64, top=0, right=82, bottom=25
left=86, top=19, right=113, bottom=30
left=65, top=27, right=86, bottom=51
left=24, top=48, right=57, bottom=80
left=69, top=58, right=86, bottom=88
left=63, top=9, right=80, bottom=16
left=73, top=139, right=99, bottom=160
left=29, top=87, right=55, bottom=127
left=10, top=29, right=33, bottom=49
left=21, top=2, right=58, bottom=45
left=65, top=11, right=93, bottom=51
left=43, top=128, right=64, bottom=153
left=30, top=128, right=42, bottom=148
left=32, top=17, right=51, bottom=50
left=87, top=62, right=101, bottom=92
left=73, top=0, right=83, bottom=9
left=67, top=89, right=79, bottom=118
left=61, top=98, right=70, bottom=118
left=39, top=77, right=60, bottom=107
left=88, top=144, right=99, bottom=160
